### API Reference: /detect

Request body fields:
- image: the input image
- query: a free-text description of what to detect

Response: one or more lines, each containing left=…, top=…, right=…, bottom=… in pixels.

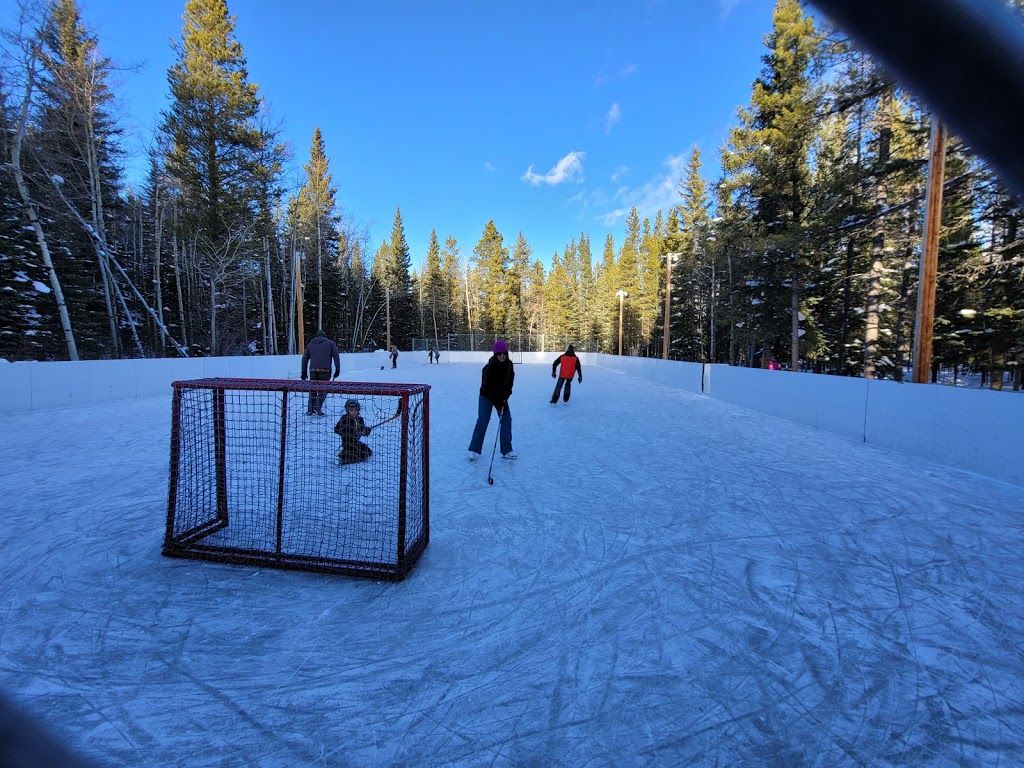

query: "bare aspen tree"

left=5, top=14, right=78, bottom=359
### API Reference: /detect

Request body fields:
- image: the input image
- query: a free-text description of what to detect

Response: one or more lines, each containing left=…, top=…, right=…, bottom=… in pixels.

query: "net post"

left=164, top=385, right=183, bottom=549
left=275, top=386, right=288, bottom=556
left=422, top=388, right=430, bottom=547
left=213, top=385, right=228, bottom=523
left=396, top=391, right=409, bottom=572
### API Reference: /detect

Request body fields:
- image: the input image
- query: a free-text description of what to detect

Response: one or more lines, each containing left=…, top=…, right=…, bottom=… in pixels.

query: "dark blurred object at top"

left=807, top=0, right=1024, bottom=199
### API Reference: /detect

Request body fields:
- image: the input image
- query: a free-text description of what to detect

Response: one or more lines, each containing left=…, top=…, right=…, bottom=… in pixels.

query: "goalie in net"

left=164, top=378, right=430, bottom=580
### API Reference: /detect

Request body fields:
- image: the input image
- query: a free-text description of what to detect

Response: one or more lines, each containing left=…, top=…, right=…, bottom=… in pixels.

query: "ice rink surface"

left=2, top=360, right=1023, bottom=767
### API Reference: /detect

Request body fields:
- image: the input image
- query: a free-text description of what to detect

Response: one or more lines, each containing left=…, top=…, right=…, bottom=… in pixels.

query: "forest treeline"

left=1, top=0, right=1021, bottom=388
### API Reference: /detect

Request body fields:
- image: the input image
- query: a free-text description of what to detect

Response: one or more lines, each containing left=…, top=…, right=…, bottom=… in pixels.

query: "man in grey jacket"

left=300, top=329, right=340, bottom=415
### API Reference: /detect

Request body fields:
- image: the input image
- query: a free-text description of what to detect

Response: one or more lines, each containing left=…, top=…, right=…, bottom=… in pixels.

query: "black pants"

left=551, top=377, right=573, bottom=403
left=339, top=441, right=372, bottom=465
left=307, top=369, right=330, bottom=413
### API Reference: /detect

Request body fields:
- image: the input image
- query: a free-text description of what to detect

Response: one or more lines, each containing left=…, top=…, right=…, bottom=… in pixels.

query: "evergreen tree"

left=419, top=229, right=446, bottom=344
left=372, top=207, right=414, bottom=348
left=594, top=234, right=618, bottom=352
left=294, top=127, right=343, bottom=341
left=440, top=235, right=465, bottom=339
left=508, top=231, right=532, bottom=347
left=472, top=220, right=512, bottom=336
left=160, top=0, right=273, bottom=353
left=616, top=208, right=642, bottom=353
left=722, top=0, right=823, bottom=368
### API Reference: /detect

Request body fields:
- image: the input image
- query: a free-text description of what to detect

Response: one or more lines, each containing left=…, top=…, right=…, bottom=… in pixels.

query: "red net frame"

left=164, top=378, right=430, bottom=580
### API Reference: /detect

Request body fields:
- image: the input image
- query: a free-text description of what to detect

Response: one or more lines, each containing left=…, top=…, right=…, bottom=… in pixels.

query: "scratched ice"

left=2, top=362, right=1022, bottom=767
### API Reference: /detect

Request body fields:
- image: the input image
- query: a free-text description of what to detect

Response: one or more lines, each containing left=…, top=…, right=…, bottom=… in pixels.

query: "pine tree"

left=508, top=231, right=532, bottom=347
left=722, top=0, right=823, bottom=368
left=472, top=220, right=512, bottom=336
left=294, top=127, right=343, bottom=341
left=160, top=0, right=273, bottom=354
left=594, top=234, right=618, bottom=352
left=616, top=208, right=642, bottom=353
left=420, top=229, right=445, bottom=344
left=440, top=235, right=465, bottom=339
left=371, top=207, right=414, bottom=348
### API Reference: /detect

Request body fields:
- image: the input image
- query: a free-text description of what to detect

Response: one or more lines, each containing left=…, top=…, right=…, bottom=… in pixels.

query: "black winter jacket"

left=479, top=356, right=515, bottom=404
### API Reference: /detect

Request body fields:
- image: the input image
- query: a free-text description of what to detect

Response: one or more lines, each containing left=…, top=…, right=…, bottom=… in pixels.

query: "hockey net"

left=164, top=378, right=430, bottom=580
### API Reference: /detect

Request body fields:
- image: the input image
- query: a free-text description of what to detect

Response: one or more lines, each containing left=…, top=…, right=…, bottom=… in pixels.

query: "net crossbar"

left=164, top=377, right=430, bottom=580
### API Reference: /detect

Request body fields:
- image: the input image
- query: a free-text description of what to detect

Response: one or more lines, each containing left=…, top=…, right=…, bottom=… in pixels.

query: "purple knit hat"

left=492, top=339, right=509, bottom=354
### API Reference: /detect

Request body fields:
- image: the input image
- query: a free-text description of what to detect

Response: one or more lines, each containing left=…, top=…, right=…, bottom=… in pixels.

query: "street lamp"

left=662, top=252, right=681, bottom=360
left=616, top=289, right=628, bottom=356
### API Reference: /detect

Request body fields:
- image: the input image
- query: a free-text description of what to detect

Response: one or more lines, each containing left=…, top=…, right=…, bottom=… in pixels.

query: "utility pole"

left=912, top=117, right=946, bottom=384
left=295, top=250, right=305, bottom=353
left=616, top=289, right=628, bottom=356
left=385, top=285, right=392, bottom=352
left=662, top=253, right=681, bottom=360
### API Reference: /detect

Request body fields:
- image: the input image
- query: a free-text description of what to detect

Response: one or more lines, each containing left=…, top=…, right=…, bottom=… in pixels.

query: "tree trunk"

left=864, top=94, right=893, bottom=379
left=210, top=277, right=218, bottom=355
left=893, top=245, right=916, bottom=382
left=790, top=254, right=800, bottom=370
left=10, top=49, right=79, bottom=360
left=264, top=238, right=277, bottom=355
left=173, top=226, right=188, bottom=350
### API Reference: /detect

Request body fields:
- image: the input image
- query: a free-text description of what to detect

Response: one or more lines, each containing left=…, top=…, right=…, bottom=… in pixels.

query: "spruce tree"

left=472, top=220, right=511, bottom=337
left=294, top=127, right=343, bottom=341
left=722, top=0, right=823, bottom=368
left=160, top=0, right=273, bottom=353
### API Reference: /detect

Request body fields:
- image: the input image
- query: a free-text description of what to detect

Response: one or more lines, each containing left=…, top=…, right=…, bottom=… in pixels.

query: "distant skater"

left=467, top=340, right=516, bottom=460
left=428, top=344, right=439, bottom=365
left=300, top=329, right=340, bottom=416
left=335, top=399, right=372, bottom=465
left=390, top=344, right=399, bottom=369
left=550, top=344, right=582, bottom=404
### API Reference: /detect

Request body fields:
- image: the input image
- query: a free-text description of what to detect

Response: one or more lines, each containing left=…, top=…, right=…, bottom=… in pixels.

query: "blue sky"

left=77, top=0, right=779, bottom=266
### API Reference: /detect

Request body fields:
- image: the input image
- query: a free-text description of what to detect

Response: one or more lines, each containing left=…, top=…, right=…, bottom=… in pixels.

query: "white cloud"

left=594, top=64, right=637, bottom=89
left=611, top=165, right=630, bottom=184
left=598, top=153, right=688, bottom=225
left=604, top=103, right=622, bottom=134
left=522, top=151, right=586, bottom=187
left=484, top=161, right=496, bottom=172
left=719, top=0, right=740, bottom=18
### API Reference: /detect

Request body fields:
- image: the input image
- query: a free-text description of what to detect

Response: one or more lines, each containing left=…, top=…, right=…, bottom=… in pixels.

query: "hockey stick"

left=367, top=399, right=404, bottom=430
left=486, top=406, right=503, bottom=485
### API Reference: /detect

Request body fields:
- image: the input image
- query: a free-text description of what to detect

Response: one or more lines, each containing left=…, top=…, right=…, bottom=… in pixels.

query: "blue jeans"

left=468, top=397, right=512, bottom=455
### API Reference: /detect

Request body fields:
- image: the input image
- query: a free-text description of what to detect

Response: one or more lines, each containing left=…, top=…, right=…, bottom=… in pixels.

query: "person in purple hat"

left=467, top=339, right=517, bottom=460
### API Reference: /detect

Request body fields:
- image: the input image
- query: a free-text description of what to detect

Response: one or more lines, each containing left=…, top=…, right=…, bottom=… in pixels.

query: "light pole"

left=616, top=289, right=628, bottom=356
left=662, top=252, right=681, bottom=360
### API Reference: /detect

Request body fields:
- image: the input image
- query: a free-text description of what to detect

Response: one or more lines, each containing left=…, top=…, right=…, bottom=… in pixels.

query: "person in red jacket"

left=550, top=344, right=582, bottom=404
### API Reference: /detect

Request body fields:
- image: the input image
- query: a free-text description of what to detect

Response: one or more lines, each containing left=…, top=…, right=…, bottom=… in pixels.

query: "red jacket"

left=553, top=353, right=582, bottom=380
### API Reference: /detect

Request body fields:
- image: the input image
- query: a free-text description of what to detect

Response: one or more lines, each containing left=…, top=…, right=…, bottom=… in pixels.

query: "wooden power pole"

left=912, top=117, right=946, bottom=384
left=295, top=251, right=305, bottom=353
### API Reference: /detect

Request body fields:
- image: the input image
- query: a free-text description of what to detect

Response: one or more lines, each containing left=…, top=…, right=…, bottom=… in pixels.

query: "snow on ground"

left=1, top=360, right=1023, bottom=767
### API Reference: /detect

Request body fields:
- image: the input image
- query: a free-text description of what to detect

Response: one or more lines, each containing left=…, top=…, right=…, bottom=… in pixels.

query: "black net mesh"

left=164, top=378, right=429, bottom=580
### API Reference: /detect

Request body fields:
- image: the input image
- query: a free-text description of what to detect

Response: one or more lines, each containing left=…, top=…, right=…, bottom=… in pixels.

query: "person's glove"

left=578, top=375, right=583, bottom=383
left=363, top=427, right=371, bottom=436
left=300, top=372, right=307, bottom=381
left=551, top=371, right=556, bottom=378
